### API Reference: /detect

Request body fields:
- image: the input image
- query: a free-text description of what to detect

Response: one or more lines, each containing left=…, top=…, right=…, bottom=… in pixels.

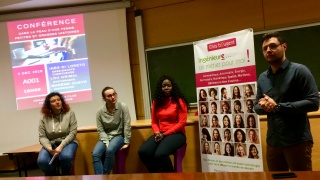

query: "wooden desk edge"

left=77, top=109, right=320, bottom=131
left=77, top=118, right=198, bottom=132
left=3, top=144, right=42, bottom=155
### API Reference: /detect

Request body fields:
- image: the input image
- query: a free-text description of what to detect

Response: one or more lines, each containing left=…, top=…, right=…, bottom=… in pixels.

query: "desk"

left=0, top=171, right=319, bottom=180
left=3, top=144, right=42, bottom=177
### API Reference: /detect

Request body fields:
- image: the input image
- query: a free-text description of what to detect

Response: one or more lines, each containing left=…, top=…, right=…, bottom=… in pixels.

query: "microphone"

left=48, top=153, right=58, bottom=165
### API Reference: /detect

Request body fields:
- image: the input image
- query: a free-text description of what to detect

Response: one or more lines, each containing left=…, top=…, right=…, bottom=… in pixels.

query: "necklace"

left=52, top=113, right=62, bottom=133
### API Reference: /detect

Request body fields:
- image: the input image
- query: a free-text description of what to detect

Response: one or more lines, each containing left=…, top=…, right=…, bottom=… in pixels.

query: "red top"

left=151, top=97, right=187, bottom=135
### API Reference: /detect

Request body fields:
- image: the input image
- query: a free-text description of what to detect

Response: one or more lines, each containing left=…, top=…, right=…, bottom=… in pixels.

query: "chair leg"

left=54, top=159, right=61, bottom=175
left=115, top=146, right=130, bottom=174
left=174, top=143, right=187, bottom=172
left=70, top=151, right=77, bottom=175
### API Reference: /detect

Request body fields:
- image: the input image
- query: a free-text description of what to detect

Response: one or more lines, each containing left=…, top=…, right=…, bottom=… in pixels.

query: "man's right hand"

left=259, top=94, right=276, bottom=112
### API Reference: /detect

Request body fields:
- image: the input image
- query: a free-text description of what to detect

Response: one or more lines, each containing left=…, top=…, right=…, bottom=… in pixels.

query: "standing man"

left=254, top=32, right=319, bottom=171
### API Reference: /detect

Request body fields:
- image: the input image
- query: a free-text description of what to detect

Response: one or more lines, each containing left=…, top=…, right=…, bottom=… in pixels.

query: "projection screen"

left=0, top=4, right=136, bottom=153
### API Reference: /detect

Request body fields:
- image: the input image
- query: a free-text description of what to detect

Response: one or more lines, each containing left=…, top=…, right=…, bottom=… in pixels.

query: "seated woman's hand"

left=155, top=133, right=165, bottom=142
left=159, top=133, right=165, bottom=140
left=155, top=133, right=162, bottom=142
left=54, top=144, right=64, bottom=154
left=47, top=147, right=56, bottom=156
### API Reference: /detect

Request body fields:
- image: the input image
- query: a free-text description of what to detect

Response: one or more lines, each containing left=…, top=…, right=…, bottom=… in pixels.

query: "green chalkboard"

left=146, top=44, right=196, bottom=103
left=146, top=25, right=320, bottom=104
left=254, top=26, right=320, bottom=90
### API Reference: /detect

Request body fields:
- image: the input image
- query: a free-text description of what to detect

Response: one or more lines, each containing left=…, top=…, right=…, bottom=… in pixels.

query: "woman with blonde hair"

left=247, top=129, right=260, bottom=144
left=236, top=143, right=246, bottom=157
left=213, top=142, right=221, bottom=155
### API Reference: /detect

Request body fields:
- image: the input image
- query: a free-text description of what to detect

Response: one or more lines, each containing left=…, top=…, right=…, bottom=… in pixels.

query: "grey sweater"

left=38, top=110, right=77, bottom=148
left=96, top=102, right=131, bottom=144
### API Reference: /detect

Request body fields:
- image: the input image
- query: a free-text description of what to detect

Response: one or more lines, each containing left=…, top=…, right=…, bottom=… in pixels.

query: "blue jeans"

left=92, top=136, right=124, bottom=174
left=37, top=142, right=78, bottom=176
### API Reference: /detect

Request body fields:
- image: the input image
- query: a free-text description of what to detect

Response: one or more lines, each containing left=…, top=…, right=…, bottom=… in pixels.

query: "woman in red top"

left=138, top=75, right=189, bottom=173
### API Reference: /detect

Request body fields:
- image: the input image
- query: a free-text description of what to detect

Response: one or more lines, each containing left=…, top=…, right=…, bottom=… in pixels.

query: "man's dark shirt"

left=254, top=59, right=319, bottom=147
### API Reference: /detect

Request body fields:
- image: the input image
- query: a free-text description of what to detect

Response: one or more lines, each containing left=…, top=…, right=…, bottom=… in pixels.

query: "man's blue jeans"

left=37, top=141, right=78, bottom=176
left=92, top=136, right=124, bottom=174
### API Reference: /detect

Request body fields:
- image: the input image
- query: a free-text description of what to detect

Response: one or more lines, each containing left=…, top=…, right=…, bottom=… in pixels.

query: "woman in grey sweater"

left=92, top=86, right=131, bottom=174
left=37, top=92, right=78, bottom=176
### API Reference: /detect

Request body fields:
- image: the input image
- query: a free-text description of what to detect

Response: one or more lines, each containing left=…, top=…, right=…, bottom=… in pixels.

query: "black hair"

left=234, top=129, right=246, bottom=143
left=261, top=31, right=286, bottom=44
left=248, top=144, right=259, bottom=159
left=202, top=128, right=211, bottom=141
left=153, top=75, right=189, bottom=111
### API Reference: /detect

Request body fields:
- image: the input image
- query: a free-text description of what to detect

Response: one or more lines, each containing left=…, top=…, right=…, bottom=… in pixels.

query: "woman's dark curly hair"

left=41, top=92, right=70, bottom=116
left=234, top=129, right=246, bottom=143
left=153, top=75, right=189, bottom=111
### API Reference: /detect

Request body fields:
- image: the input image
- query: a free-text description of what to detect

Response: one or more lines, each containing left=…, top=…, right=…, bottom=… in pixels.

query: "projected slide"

left=7, top=14, right=92, bottom=110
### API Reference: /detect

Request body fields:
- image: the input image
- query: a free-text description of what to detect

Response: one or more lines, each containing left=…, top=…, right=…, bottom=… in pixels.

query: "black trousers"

left=138, top=132, right=186, bottom=173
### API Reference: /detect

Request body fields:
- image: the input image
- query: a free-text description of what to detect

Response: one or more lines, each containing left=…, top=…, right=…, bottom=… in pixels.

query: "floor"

left=0, top=164, right=44, bottom=177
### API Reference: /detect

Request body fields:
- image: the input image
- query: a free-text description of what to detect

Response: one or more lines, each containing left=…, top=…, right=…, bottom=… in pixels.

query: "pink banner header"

left=207, top=38, right=236, bottom=51
left=7, top=14, right=84, bottom=42
left=195, top=65, right=256, bottom=87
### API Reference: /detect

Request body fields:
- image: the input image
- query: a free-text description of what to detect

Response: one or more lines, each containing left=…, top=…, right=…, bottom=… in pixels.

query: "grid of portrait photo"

left=198, top=83, right=261, bottom=159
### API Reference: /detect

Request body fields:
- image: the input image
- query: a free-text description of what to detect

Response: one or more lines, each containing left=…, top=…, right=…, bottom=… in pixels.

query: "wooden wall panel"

left=263, top=0, right=320, bottom=29
left=126, top=8, right=145, bottom=119
left=139, top=0, right=265, bottom=47
left=131, top=64, right=145, bottom=119
left=259, top=120, right=268, bottom=171
left=310, top=116, right=320, bottom=171
left=126, top=8, right=139, bottom=65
